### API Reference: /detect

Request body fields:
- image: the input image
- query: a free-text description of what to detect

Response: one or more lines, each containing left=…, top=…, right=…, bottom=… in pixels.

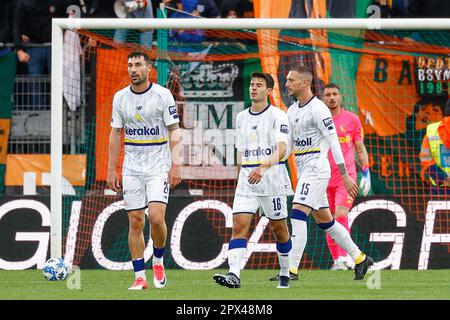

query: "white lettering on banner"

left=418, top=201, right=450, bottom=270
left=170, top=200, right=233, bottom=270
left=64, top=201, right=82, bottom=269
left=91, top=201, right=153, bottom=270
left=1, top=198, right=448, bottom=270
left=417, top=69, right=450, bottom=82
left=0, top=200, right=50, bottom=270
left=241, top=217, right=275, bottom=268
left=22, top=171, right=76, bottom=196
left=182, top=102, right=245, bottom=129
left=170, top=200, right=275, bottom=270
left=349, top=200, right=406, bottom=270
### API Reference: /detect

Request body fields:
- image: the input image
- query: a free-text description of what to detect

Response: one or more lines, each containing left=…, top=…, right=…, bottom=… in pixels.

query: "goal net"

left=54, top=16, right=450, bottom=271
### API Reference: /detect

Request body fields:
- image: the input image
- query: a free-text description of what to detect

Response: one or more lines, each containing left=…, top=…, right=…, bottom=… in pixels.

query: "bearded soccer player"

left=270, top=65, right=373, bottom=282
left=322, top=83, right=371, bottom=270
left=213, top=72, right=294, bottom=289
left=107, top=51, right=182, bottom=290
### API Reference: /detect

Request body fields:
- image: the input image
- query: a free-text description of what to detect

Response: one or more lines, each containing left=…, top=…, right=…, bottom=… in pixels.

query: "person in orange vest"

left=419, top=98, right=450, bottom=194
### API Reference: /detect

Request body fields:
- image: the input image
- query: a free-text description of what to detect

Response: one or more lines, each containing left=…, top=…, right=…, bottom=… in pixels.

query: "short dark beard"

left=132, top=76, right=146, bottom=86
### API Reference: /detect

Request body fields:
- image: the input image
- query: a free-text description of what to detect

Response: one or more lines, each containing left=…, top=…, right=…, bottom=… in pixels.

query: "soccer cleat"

left=277, top=275, right=290, bottom=289
left=353, top=256, right=374, bottom=280
left=330, top=261, right=349, bottom=271
left=213, top=272, right=241, bottom=288
left=128, top=277, right=148, bottom=290
left=269, top=271, right=299, bottom=282
left=153, top=264, right=167, bottom=288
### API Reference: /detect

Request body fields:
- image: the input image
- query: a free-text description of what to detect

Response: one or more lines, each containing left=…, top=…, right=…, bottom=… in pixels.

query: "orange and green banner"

left=0, top=52, right=16, bottom=193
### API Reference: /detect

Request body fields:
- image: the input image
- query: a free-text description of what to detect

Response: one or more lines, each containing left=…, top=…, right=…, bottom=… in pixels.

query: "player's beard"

left=131, top=74, right=146, bottom=86
left=327, top=100, right=337, bottom=109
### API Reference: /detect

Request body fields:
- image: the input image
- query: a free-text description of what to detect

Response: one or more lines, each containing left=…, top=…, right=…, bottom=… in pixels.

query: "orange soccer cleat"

left=128, top=277, right=149, bottom=290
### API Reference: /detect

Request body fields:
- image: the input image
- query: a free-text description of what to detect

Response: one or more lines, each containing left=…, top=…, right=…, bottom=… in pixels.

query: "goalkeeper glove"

left=359, top=165, right=371, bottom=196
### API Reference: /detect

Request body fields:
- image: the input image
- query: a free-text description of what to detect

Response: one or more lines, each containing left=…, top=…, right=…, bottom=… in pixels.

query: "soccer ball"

left=42, top=257, right=68, bottom=281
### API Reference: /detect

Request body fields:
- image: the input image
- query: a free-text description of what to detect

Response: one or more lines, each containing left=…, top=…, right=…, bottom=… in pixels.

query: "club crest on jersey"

left=125, top=126, right=160, bottom=136
left=280, top=124, right=289, bottom=134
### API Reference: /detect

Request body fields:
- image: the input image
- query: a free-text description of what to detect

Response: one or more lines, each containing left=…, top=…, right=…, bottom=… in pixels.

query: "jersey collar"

left=249, top=104, right=271, bottom=115
left=297, top=95, right=316, bottom=108
left=130, top=82, right=153, bottom=95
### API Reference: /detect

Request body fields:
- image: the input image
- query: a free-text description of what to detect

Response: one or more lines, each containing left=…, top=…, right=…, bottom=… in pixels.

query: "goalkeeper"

left=321, top=83, right=371, bottom=271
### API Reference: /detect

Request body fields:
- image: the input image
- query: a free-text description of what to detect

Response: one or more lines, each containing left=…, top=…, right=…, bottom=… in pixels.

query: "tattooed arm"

left=168, top=123, right=182, bottom=188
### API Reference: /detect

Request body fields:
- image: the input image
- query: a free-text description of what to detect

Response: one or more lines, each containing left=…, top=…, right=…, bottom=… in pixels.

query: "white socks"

left=290, top=218, right=308, bottom=272
left=321, top=220, right=361, bottom=261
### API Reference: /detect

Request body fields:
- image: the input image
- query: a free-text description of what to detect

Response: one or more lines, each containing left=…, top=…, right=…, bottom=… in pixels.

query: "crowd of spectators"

left=0, top=0, right=255, bottom=75
left=1, top=0, right=448, bottom=76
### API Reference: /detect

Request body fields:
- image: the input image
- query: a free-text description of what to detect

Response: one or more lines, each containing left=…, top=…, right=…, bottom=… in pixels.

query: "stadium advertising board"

left=0, top=195, right=448, bottom=270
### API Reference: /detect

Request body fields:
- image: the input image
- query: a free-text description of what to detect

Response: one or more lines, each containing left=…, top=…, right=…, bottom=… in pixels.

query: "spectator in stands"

left=152, top=0, right=176, bottom=17
left=370, top=0, right=408, bottom=18
left=225, top=7, right=238, bottom=18
left=66, top=0, right=117, bottom=18
left=171, top=0, right=220, bottom=18
left=419, top=99, right=450, bottom=194
left=329, top=0, right=356, bottom=18
left=193, top=0, right=220, bottom=18
left=113, top=0, right=154, bottom=48
left=407, top=0, right=450, bottom=18
left=220, top=0, right=253, bottom=18
left=168, top=0, right=220, bottom=43
left=14, top=1, right=68, bottom=109
left=0, top=0, right=14, bottom=58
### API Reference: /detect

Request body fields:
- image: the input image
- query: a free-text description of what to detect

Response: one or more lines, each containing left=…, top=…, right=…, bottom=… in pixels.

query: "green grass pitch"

left=0, top=269, right=449, bottom=300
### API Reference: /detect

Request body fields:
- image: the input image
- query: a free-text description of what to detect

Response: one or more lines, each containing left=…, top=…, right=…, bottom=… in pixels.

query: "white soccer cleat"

left=330, top=261, right=349, bottom=271
left=153, top=264, right=167, bottom=288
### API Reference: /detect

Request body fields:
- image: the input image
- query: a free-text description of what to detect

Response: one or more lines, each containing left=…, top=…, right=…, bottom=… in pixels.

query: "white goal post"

left=50, top=17, right=450, bottom=258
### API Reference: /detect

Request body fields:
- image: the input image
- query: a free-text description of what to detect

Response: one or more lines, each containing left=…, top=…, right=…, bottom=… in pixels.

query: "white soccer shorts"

left=122, top=174, right=169, bottom=211
left=232, top=194, right=288, bottom=220
left=292, top=177, right=329, bottom=211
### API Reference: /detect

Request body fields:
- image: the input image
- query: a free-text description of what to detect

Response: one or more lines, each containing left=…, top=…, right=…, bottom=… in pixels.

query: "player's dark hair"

left=323, top=83, right=341, bottom=92
left=250, top=72, right=275, bottom=89
left=127, top=51, right=152, bottom=66
left=290, top=65, right=313, bottom=78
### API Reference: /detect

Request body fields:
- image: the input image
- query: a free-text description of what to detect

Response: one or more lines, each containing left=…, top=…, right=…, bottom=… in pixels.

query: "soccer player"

left=107, top=51, right=182, bottom=290
left=322, top=83, right=371, bottom=270
left=213, top=72, right=294, bottom=289
left=270, top=65, right=373, bottom=282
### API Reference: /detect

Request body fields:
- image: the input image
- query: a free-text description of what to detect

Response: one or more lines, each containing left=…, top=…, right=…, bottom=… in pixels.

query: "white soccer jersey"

left=111, top=83, right=179, bottom=176
left=235, top=105, right=294, bottom=196
left=287, top=96, right=337, bottom=179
